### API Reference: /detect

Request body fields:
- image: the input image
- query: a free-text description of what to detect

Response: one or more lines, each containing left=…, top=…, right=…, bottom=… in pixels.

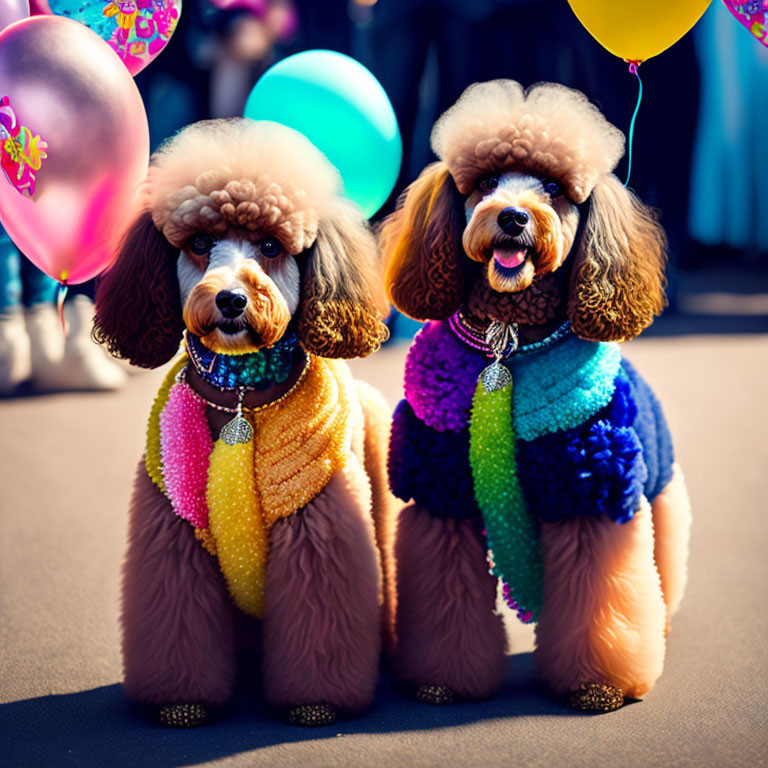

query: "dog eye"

left=478, top=176, right=499, bottom=193
left=189, top=233, right=215, bottom=256
left=542, top=179, right=563, bottom=198
left=258, top=237, right=283, bottom=259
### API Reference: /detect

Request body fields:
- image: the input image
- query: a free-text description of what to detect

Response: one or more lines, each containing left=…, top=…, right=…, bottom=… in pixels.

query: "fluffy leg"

left=122, top=463, right=237, bottom=714
left=534, top=500, right=667, bottom=703
left=356, top=380, right=400, bottom=648
left=262, top=460, right=381, bottom=718
left=651, top=464, right=692, bottom=628
left=392, top=504, right=507, bottom=700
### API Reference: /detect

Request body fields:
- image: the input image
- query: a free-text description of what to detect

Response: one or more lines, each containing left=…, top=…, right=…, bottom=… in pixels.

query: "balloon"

left=723, top=1, right=768, bottom=48
left=0, top=0, right=28, bottom=31
left=244, top=50, right=402, bottom=218
left=566, top=0, right=712, bottom=62
left=46, top=0, right=181, bottom=76
left=0, top=16, right=149, bottom=284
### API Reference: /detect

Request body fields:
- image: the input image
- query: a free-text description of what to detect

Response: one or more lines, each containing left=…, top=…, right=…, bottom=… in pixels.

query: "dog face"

left=94, top=119, right=389, bottom=368
left=380, top=81, right=667, bottom=342
left=178, top=234, right=298, bottom=354
left=461, top=171, right=580, bottom=294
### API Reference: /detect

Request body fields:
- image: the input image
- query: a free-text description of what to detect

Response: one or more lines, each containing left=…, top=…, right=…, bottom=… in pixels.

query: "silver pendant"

left=485, top=320, right=518, bottom=361
left=220, top=388, right=253, bottom=445
left=480, top=361, right=512, bottom=393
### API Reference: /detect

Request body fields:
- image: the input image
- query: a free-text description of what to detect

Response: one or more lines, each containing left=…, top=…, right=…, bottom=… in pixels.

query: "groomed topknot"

left=431, top=80, right=625, bottom=203
left=144, top=118, right=341, bottom=253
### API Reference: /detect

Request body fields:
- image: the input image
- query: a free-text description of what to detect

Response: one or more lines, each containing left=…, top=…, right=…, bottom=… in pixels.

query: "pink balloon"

left=0, top=0, right=28, bottom=31
left=0, top=15, right=149, bottom=284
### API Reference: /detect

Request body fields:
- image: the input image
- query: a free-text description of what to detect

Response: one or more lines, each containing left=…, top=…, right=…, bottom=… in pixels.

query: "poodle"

left=380, top=81, right=692, bottom=712
left=93, top=118, right=396, bottom=727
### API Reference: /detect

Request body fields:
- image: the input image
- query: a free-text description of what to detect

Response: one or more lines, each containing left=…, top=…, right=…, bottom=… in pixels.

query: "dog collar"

left=448, top=309, right=572, bottom=360
left=185, top=331, right=301, bottom=392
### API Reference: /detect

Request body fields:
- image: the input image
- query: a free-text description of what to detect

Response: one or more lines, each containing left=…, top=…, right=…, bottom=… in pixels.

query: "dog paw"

left=158, top=703, right=208, bottom=728
left=569, top=682, right=624, bottom=712
left=288, top=703, right=337, bottom=727
left=415, top=684, right=456, bottom=705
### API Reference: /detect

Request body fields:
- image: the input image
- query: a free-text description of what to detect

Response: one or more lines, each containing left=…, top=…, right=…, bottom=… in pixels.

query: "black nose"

left=215, top=289, right=248, bottom=319
left=497, top=207, right=530, bottom=236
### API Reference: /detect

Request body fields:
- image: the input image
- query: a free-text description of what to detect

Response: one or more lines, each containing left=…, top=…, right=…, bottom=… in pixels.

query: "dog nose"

left=215, top=289, right=248, bottom=319
left=497, top=207, right=529, bottom=236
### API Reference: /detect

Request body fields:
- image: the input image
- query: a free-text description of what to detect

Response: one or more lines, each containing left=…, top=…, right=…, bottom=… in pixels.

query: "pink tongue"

left=493, top=248, right=526, bottom=269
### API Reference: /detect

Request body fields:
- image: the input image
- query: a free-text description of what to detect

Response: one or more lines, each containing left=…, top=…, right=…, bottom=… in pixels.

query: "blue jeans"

left=0, top=225, right=57, bottom=313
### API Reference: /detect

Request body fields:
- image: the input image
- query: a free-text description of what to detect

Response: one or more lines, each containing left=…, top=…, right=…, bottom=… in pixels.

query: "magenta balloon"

left=0, top=15, right=149, bottom=283
left=0, top=0, right=28, bottom=32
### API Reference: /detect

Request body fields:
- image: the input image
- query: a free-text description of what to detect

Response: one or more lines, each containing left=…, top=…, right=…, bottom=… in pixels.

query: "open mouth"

left=490, top=244, right=530, bottom=277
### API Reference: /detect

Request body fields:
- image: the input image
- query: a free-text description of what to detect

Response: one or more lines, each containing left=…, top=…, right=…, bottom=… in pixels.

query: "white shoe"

left=0, top=307, right=31, bottom=394
left=27, top=296, right=126, bottom=392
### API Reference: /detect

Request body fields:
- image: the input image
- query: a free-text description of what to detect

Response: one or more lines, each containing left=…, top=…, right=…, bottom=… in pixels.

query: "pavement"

left=1, top=303, right=767, bottom=767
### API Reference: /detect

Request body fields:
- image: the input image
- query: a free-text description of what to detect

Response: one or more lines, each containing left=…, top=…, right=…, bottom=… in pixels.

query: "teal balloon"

left=244, top=50, right=402, bottom=218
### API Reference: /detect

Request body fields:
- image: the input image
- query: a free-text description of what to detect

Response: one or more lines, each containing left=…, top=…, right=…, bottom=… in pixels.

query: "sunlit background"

left=1, top=2, right=767, bottom=767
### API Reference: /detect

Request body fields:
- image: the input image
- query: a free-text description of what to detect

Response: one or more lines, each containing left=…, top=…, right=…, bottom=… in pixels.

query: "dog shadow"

left=1, top=653, right=591, bottom=768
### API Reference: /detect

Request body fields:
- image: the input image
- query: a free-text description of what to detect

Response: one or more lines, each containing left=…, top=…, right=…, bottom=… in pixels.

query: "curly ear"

left=379, top=161, right=465, bottom=321
left=568, top=173, right=667, bottom=342
left=297, top=199, right=389, bottom=359
left=93, top=210, right=185, bottom=368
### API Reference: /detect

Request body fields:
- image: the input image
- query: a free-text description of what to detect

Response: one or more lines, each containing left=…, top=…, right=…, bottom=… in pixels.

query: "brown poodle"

left=381, top=81, right=692, bottom=711
left=93, top=118, right=396, bottom=727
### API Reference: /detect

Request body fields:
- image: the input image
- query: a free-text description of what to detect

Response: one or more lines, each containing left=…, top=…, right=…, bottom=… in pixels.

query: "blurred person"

left=0, top=225, right=125, bottom=394
left=358, top=0, right=501, bottom=199
left=134, top=0, right=215, bottom=148
left=688, top=0, right=768, bottom=263
left=210, top=0, right=297, bottom=118
left=359, top=0, right=698, bottom=269
left=292, top=0, right=354, bottom=54
left=136, top=0, right=296, bottom=147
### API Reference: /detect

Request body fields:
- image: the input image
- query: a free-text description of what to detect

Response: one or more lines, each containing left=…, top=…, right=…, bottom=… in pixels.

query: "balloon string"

left=624, top=61, right=643, bottom=187
left=56, top=282, right=68, bottom=335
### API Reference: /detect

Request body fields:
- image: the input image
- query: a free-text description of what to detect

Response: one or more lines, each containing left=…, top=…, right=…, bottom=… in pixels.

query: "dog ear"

left=568, top=173, right=667, bottom=342
left=297, top=198, right=389, bottom=359
left=93, top=210, right=185, bottom=368
left=379, top=161, right=465, bottom=321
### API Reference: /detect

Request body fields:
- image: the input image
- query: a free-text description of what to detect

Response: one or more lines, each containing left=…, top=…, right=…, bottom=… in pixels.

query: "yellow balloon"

left=567, top=0, right=712, bottom=62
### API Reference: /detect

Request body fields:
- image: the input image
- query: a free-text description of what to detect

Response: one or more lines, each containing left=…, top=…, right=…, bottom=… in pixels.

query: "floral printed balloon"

left=723, top=1, right=768, bottom=47
left=0, top=16, right=149, bottom=284
left=47, top=0, right=181, bottom=76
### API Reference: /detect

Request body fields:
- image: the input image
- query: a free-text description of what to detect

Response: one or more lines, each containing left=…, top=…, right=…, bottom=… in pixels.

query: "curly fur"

left=385, top=80, right=688, bottom=706
left=568, top=173, right=667, bottom=342
left=262, top=462, right=382, bottom=713
left=122, top=464, right=237, bottom=708
left=431, top=80, right=624, bottom=203
left=145, top=119, right=340, bottom=254
left=380, top=81, right=668, bottom=342
left=98, top=118, right=395, bottom=723
left=391, top=504, right=508, bottom=699
left=462, top=187, right=573, bottom=294
left=467, top=269, right=568, bottom=326
left=93, top=211, right=185, bottom=368
left=183, top=261, right=291, bottom=352
left=534, top=500, right=667, bottom=698
left=95, top=118, right=389, bottom=366
left=298, top=199, right=389, bottom=358
left=650, top=465, right=691, bottom=627
left=380, top=163, right=470, bottom=321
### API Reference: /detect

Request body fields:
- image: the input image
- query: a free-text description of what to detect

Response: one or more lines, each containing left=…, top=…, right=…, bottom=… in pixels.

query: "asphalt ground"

left=1, top=315, right=767, bottom=767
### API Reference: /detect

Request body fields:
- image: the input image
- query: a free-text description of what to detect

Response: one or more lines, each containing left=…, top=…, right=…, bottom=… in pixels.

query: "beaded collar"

left=448, top=308, right=572, bottom=360
left=186, top=331, right=301, bottom=392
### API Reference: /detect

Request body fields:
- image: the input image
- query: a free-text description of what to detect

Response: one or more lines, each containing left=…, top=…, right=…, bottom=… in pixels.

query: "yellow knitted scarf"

left=145, top=354, right=360, bottom=617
